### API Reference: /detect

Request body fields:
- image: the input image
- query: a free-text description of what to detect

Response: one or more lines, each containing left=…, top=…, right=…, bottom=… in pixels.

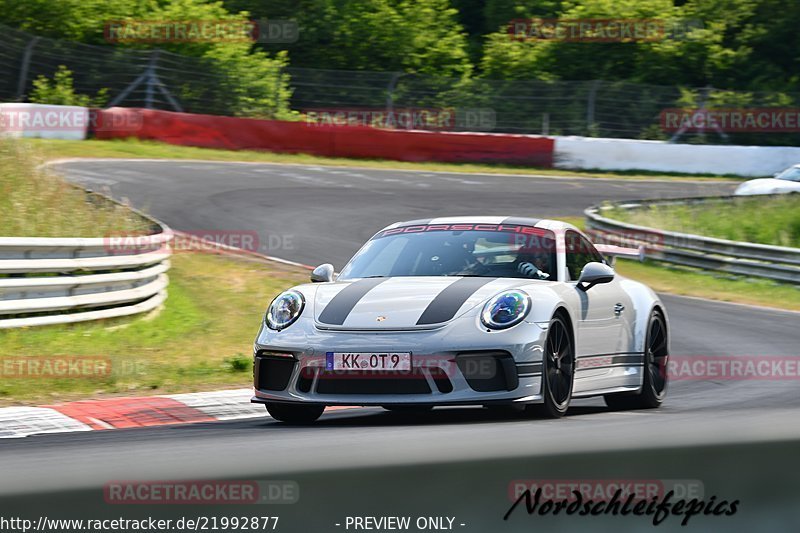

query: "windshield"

left=338, top=225, right=557, bottom=280
left=775, top=167, right=800, bottom=182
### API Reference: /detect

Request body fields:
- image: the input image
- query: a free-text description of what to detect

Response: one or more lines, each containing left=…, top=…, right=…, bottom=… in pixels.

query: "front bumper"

left=250, top=318, right=547, bottom=407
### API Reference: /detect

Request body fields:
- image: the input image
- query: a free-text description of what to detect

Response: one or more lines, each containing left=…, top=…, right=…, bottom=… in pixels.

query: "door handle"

left=614, top=303, right=625, bottom=316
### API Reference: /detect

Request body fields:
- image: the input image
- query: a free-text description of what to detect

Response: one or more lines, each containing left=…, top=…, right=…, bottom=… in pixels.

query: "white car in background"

left=735, top=164, right=800, bottom=195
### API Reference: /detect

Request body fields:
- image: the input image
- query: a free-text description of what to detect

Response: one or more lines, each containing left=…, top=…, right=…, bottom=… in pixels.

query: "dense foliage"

left=225, top=0, right=800, bottom=92
left=3, top=0, right=800, bottom=132
left=4, top=0, right=800, bottom=90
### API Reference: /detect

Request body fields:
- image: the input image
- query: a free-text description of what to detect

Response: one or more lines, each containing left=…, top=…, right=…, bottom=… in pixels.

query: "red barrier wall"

left=94, top=108, right=554, bottom=167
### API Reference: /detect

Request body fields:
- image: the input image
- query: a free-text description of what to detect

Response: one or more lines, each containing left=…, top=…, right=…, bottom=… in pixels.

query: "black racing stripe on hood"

left=416, top=277, right=495, bottom=325
left=318, top=277, right=389, bottom=325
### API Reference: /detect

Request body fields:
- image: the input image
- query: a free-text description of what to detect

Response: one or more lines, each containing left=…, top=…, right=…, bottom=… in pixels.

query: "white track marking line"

left=43, top=158, right=739, bottom=184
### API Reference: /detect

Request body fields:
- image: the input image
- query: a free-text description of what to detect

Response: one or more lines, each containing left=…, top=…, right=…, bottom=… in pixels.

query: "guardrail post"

left=586, top=80, right=600, bottom=135
left=16, top=36, right=40, bottom=100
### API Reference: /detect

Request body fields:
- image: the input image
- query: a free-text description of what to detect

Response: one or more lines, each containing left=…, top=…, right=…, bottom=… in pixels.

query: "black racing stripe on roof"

left=416, top=277, right=496, bottom=325
left=502, top=217, right=541, bottom=226
left=318, top=278, right=389, bottom=325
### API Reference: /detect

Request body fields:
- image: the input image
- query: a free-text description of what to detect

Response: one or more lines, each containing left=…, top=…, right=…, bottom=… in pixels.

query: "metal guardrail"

left=585, top=195, right=800, bottom=284
left=0, top=225, right=172, bottom=329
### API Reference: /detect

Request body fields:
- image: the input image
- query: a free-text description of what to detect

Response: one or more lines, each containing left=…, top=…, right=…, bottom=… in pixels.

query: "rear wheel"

left=604, top=310, right=668, bottom=410
left=528, top=315, right=574, bottom=418
left=265, top=402, right=325, bottom=424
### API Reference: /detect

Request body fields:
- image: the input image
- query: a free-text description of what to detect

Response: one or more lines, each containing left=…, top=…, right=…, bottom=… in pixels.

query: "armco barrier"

left=0, top=210, right=172, bottom=329
left=92, top=108, right=555, bottom=167
left=585, top=196, right=800, bottom=284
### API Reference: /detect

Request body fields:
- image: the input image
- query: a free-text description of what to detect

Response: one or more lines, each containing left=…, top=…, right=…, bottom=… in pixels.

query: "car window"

left=564, top=230, right=604, bottom=281
left=338, top=226, right=557, bottom=280
left=350, top=236, right=410, bottom=277
left=775, top=167, right=800, bottom=182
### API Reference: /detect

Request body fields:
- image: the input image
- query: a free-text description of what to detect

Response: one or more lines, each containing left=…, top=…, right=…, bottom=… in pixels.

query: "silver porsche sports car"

left=251, top=217, right=669, bottom=423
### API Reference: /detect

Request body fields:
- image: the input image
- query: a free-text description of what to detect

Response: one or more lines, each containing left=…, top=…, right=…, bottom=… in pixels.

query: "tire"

left=382, top=405, right=434, bottom=413
left=604, top=309, right=668, bottom=410
left=265, top=402, right=325, bottom=424
left=528, top=314, right=574, bottom=418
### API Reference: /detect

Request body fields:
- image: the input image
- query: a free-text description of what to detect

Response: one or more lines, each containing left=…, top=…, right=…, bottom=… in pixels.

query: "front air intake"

left=456, top=351, right=518, bottom=392
left=254, top=353, right=296, bottom=391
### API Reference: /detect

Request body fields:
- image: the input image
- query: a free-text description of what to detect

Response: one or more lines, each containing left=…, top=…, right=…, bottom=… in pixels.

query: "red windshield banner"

left=376, top=224, right=557, bottom=255
left=377, top=224, right=551, bottom=238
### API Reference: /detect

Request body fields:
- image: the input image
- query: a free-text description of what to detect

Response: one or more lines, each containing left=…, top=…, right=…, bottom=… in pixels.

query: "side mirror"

left=310, top=263, right=335, bottom=283
left=577, top=262, right=615, bottom=291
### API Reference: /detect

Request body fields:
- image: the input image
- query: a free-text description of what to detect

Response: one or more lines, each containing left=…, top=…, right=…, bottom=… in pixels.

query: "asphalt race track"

left=56, top=160, right=738, bottom=267
left=2, top=160, right=799, bottom=531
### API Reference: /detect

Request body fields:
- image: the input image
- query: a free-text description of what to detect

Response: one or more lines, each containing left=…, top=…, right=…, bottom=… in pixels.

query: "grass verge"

left=0, top=250, right=306, bottom=405
left=606, top=195, right=800, bottom=248
left=27, top=137, right=741, bottom=182
left=615, top=260, right=800, bottom=310
left=0, top=139, right=150, bottom=237
left=563, top=216, right=800, bottom=311
left=1, top=139, right=305, bottom=405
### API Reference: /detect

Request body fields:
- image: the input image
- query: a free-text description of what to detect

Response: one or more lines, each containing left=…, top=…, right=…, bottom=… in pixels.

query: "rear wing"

left=595, top=244, right=645, bottom=263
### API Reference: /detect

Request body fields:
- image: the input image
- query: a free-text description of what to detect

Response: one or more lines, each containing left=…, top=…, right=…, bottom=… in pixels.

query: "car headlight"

left=266, top=290, right=305, bottom=330
left=481, top=290, right=531, bottom=330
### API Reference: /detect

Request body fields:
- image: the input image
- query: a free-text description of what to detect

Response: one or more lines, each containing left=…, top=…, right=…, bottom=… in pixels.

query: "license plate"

left=326, top=352, right=412, bottom=371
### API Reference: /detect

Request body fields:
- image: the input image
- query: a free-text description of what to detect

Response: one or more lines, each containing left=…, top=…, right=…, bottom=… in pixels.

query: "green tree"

left=29, top=65, right=109, bottom=107
left=480, top=0, right=687, bottom=81
left=224, top=0, right=472, bottom=77
left=0, top=0, right=140, bottom=43
left=0, top=0, right=294, bottom=119
left=203, top=46, right=296, bottom=119
left=478, top=0, right=800, bottom=92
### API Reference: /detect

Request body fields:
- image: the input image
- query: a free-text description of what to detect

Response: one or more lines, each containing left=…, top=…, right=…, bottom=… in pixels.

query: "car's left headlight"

left=266, top=290, right=305, bottom=330
left=481, top=290, right=531, bottom=330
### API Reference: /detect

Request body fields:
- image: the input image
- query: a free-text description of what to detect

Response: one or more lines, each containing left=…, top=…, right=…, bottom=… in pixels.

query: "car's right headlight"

left=266, top=290, right=305, bottom=330
left=481, top=290, right=531, bottom=330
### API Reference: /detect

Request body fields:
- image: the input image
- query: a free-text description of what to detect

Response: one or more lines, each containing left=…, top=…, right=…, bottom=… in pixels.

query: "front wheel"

left=265, top=402, right=325, bottom=424
left=604, top=309, right=668, bottom=410
left=528, top=314, right=574, bottom=418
